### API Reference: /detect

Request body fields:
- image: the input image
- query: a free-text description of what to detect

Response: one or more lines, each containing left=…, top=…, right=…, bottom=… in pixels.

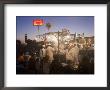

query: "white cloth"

left=66, top=46, right=79, bottom=64
left=46, top=46, right=54, bottom=61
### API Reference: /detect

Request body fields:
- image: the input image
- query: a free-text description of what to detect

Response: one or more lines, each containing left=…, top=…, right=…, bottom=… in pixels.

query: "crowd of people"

left=16, top=40, right=94, bottom=74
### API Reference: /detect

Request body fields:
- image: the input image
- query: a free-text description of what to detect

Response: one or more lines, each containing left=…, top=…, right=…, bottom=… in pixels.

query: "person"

left=46, top=43, right=54, bottom=63
left=39, top=45, right=46, bottom=73
left=24, top=51, right=31, bottom=67
left=40, top=43, right=54, bottom=74
left=24, top=51, right=31, bottom=61
left=59, top=44, right=66, bottom=63
left=40, top=45, right=46, bottom=60
left=66, top=42, right=79, bottom=69
left=73, top=43, right=80, bottom=68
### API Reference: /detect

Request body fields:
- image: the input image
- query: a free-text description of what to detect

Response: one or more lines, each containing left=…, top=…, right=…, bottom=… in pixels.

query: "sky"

left=16, top=16, right=94, bottom=43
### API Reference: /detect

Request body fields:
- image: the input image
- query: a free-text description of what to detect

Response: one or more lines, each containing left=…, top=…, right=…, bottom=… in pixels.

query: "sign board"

left=33, top=19, right=44, bottom=26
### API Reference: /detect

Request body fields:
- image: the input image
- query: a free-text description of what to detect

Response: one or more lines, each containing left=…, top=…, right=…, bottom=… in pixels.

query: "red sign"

left=33, top=19, right=44, bottom=26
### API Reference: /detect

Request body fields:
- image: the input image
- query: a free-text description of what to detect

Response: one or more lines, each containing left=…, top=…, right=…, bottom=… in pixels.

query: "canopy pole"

left=58, top=31, right=60, bottom=62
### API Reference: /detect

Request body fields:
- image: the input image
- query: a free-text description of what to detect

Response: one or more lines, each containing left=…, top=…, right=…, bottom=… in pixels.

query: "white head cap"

left=42, top=45, right=45, bottom=48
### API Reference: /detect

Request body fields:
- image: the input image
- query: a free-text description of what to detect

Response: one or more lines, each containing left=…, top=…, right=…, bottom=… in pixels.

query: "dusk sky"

left=16, top=16, right=94, bottom=43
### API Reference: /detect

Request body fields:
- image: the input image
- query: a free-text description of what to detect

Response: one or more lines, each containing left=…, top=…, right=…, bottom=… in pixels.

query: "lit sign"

left=33, top=19, right=44, bottom=26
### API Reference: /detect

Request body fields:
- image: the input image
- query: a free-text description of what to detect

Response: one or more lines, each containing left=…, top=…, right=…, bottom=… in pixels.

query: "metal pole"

left=58, top=31, right=60, bottom=62
left=38, top=25, right=39, bottom=32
